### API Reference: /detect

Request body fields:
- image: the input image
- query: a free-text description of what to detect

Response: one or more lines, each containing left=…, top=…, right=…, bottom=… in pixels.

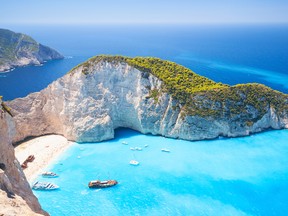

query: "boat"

left=129, top=160, right=140, bottom=166
left=161, top=148, right=170, bottom=153
left=130, top=147, right=135, bottom=151
left=42, top=171, right=58, bottom=178
left=122, top=141, right=128, bottom=145
left=144, top=144, right=149, bottom=148
left=88, top=180, right=118, bottom=188
left=135, top=147, right=142, bottom=151
left=32, top=181, right=59, bottom=190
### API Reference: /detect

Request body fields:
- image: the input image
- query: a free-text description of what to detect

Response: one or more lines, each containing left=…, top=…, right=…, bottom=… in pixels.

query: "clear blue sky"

left=1, top=0, right=288, bottom=25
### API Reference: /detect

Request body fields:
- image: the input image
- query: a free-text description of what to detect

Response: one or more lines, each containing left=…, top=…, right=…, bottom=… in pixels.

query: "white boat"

left=161, top=148, right=170, bottom=153
left=129, top=160, right=140, bottom=166
left=144, top=144, right=149, bottom=148
left=130, top=147, right=135, bottom=151
left=42, top=171, right=58, bottom=178
left=122, top=141, right=128, bottom=145
left=135, top=147, right=142, bottom=151
left=32, top=181, right=59, bottom=190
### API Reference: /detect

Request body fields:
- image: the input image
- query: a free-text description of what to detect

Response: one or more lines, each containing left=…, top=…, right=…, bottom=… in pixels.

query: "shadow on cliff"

left=112, top=127, right=142, bottom=142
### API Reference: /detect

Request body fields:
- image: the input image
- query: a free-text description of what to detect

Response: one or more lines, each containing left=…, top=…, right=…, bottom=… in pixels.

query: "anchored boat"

left=129, top=160, right=140, bottom=166
left=32, top=181, right=59, bottom=190
left=42, top=171, right=58, bottom=178
left=161, top=148, right=170, bottom=153
left=88, top=180, right=118, bottom=189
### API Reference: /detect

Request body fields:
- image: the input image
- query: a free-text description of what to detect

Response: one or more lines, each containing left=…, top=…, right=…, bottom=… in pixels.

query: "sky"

left=0, top=0, right=288, bottom=25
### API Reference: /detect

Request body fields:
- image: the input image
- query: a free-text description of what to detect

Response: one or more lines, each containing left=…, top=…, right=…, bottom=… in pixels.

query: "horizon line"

left=1, top=21, right=288, bottom=26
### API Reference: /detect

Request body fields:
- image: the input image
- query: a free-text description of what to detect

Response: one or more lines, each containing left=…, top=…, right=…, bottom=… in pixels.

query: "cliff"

left=0, top=98, right=47, bottom=215
left=0, top=29, right=63, bottom=72
left=6, top=55, right=288, bottom=143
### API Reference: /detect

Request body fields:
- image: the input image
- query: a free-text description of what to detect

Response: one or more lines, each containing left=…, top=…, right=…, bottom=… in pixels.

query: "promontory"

left=0, top=29, right=63, bottom=72
left=1, top=55, right=288, bottom=215
left=7, top=55, right=288, bottom=143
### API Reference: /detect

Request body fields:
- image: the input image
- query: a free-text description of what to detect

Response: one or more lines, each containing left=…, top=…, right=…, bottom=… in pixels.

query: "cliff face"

left=0, top=99, right=47, bottom=215
left=0, top=29, right=63, bottom=72
left=7, top=57, right=288, bottom=143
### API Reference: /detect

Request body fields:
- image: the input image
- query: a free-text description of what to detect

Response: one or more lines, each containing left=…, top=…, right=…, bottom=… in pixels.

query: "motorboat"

left=42, top=171, right=58, bottom=178
left=161, top=148, right=170, bottom=153
left=88, top=180, right=118, bottom=189
left=129, top=160, right=140, bottom=166
left=135, top=147, right=142, bottom=151
left=32, top=181, right=59, bottom=190
left=122, top=141, right=128, bottom=145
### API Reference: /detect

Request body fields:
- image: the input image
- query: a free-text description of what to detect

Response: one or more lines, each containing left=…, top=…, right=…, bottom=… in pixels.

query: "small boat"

left=135, top=147, right=142, bottom=151
left=129, top=160, right=140, bottom=166
left=130, top=147, right=135, bottom=151
left=32, top=181, right=59, bottom=190
left=122, top=141, right=128, bottom=145
left=144, top=144, right=149, bottom=148
left=42, top=172, right=58, bottom=178
left=88, top=180, right=118, bottom=189
left=161, top=148, right=170, bottom=153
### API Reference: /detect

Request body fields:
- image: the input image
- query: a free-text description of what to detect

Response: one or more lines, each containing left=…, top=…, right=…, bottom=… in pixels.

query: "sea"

left=1, top=24, right=288, bottom=215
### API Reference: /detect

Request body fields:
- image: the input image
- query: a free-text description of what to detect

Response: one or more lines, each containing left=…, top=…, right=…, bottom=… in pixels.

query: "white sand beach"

left=15, top=135, right=74, bottom=182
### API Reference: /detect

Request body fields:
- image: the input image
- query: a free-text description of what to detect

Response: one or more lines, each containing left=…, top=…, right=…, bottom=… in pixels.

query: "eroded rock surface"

left=7, top=58, right=288, bottom=143
left=0, top=99, right=47, bottom=216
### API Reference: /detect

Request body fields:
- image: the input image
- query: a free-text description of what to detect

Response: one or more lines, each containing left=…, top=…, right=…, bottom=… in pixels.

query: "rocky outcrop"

left=0, top=99, right=47, bottom=215
left=0, top=28, right=63, bottom=72
left=7, top=56, right=288, bottom=143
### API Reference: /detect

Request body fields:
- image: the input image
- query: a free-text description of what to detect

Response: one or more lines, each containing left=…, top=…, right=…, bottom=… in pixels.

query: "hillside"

left=0, top=28, right=63, bottom=72
left=73, top=55, right=288, bottom=121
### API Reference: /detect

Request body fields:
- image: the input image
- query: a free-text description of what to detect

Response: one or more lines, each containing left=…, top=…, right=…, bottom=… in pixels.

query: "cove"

left=33, top=128, right=288, bottom=216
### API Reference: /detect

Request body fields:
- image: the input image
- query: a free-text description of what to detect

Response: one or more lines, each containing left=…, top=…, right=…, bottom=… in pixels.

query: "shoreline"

left=15, top=135, right=74, bottom=182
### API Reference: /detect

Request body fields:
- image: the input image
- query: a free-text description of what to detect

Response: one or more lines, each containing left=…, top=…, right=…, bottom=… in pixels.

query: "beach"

left=15, top=135, right=74, bottom=182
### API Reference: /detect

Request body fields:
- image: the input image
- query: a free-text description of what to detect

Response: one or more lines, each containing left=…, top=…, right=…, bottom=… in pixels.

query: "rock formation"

left=0, top=98, right=48, bottom=215
left=0, top=29, right=63, bottom=72
left=6, top=56, right=288, bottom=143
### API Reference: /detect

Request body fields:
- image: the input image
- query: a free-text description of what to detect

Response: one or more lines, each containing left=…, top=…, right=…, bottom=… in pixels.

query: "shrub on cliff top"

left=69, top=55, right=288, bottom=118
left=70, top=55, right=227, bottom=104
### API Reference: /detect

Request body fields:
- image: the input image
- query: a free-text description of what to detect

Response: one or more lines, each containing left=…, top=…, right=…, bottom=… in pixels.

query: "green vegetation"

left=185, top=83, right=288, bottom=120
left=70, top=55, right=288, bottom=120
left=146, top=89, right=160, bottom=104
left=0, top=29, right=39, bottom=66
left=70, top=55, right=227, bottom=103
left=1, top=101, right=13, bottom=117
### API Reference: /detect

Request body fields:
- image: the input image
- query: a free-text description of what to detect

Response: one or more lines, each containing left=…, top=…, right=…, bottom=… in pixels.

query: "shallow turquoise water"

left=33, top=129, right=288, bottom=216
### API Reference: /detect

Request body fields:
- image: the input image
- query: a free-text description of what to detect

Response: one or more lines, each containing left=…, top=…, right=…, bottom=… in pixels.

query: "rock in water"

left=0, top=28, right=63, bottom=72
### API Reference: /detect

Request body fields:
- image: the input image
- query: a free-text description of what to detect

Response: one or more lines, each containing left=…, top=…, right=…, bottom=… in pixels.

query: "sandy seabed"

left=15, top=135, right=74, bottom=182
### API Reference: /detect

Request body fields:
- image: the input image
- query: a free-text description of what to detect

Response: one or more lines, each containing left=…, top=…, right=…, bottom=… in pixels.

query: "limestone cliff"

left=0, top=99, right=47, bottom=215
left=0, top=29, right=63, bottom=72
left=7, top=56, right=288, bottom=143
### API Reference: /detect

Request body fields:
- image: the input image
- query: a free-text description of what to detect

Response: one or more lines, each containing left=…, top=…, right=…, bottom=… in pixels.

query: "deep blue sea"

left=0, top=24, right=288, bottom=100
left=1, top=24, right=288, bottom=215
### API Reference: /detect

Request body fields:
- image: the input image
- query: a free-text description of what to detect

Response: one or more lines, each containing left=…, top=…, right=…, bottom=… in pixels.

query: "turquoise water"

left=34, top=129, right=288, bottom=216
